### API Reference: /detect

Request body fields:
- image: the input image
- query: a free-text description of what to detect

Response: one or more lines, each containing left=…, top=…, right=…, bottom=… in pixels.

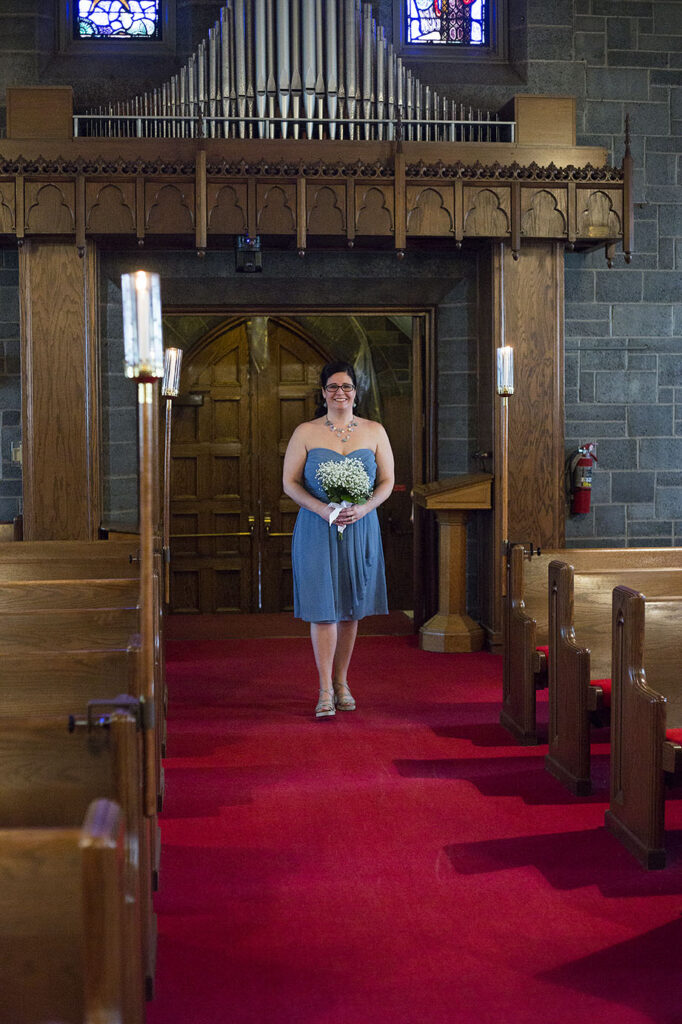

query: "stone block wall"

left=100, top=271, right=139, bottom=530
left=564, top=0, right=682, bottom=546
left=0, top=249, right=21, bottom=523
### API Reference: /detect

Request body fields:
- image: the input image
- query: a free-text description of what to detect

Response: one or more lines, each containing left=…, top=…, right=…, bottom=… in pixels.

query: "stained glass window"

left=407, top=0, right=487, bottom=46
left=75, top=0, right=161, bottom=40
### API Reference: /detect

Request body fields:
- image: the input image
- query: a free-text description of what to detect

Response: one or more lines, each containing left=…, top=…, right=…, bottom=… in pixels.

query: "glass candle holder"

left=496, top=345, right=514, bottom=396
left=121, top=270, right=164, bottom=381
left=162, top=347, right=183, bottom=397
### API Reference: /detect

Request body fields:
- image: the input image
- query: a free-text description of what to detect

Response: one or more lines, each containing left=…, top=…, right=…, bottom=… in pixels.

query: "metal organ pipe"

left=77, top=2, right=508, bottom=143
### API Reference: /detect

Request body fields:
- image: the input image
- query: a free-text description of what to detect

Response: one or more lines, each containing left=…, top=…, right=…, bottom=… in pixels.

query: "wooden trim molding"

left=0, top=137, right=629, bottom=262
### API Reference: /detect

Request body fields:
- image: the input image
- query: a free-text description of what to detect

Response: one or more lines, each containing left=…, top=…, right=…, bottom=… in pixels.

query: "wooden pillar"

left=20, top=239, right=101, bottom=540
left=477, top=241, right=565, bottom=650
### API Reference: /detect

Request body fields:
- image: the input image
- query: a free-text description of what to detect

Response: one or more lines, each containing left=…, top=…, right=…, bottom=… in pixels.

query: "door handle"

left=264, top=514, right=294, bottom=538
left=171, top=516, right=255, bottom=539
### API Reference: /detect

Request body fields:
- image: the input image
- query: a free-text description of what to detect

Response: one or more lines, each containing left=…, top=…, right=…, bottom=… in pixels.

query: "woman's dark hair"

left=315, top=360, right=358, bottom=417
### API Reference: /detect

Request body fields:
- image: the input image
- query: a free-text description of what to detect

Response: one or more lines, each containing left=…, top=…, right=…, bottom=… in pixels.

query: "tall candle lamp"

left=121, top=270, right=164, bottom=818
left=496, top=344, right=514, bottom=596
left=161, top=347, right=183, bottom=605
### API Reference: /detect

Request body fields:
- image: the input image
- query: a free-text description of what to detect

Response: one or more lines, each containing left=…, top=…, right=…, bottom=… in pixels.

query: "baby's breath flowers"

left=316, top=458, right=373, bottom=536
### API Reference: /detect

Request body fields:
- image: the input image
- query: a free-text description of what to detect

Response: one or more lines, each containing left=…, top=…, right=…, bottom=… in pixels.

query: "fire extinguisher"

left=566, top=444, right=597, bottom=515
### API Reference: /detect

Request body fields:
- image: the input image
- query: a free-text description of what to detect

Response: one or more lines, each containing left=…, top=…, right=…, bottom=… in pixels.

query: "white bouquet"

left=315, top=457, right=373, bottom=536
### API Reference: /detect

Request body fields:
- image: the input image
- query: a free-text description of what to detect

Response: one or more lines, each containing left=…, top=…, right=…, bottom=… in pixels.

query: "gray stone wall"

left=100, top=270, right=138, bottom=530
left=0, top=249, right=21, bottom=523
left=563, top=0, right=682, bottom=547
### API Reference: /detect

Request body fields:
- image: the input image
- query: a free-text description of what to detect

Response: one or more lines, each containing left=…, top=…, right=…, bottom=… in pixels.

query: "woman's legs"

left=310, top=620, right=359, bottom=714
left=333, top=619, right=359, bottom=686
left=310, top=622, right=337, bottom=714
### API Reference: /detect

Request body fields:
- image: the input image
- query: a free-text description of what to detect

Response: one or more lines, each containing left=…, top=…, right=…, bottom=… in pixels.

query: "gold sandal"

left=315, top=689, right=336, bottom=718
left=333, top=681, right=356, bottom=711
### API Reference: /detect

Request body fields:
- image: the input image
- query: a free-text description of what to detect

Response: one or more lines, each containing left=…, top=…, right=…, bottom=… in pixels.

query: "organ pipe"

left=79, top=2, right=507, bottom=143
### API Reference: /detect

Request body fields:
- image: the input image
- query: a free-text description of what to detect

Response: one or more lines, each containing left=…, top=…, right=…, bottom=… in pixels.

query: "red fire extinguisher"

left=567, top=444, right=597, bottom=515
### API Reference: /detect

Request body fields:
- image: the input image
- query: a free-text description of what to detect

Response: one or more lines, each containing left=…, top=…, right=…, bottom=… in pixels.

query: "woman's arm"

left=343, top=424, right=394, bottom=523
left=282, top=425, right=334, bottom=522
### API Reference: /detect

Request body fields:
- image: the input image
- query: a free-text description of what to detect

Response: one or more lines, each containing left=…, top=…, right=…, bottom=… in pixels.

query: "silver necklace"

left=325, top=416, right=358, bottom=443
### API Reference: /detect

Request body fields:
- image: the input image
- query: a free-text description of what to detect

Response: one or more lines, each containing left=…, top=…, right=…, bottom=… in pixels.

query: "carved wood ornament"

left=0, top=134, right=632, bottom=263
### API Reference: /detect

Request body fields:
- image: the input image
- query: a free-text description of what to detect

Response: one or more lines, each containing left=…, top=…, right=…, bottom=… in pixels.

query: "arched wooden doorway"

left=169, top=317, right=328, bottom=613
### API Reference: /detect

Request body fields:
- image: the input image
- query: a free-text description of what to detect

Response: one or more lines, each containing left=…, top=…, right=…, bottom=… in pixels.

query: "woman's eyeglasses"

left=325, top=383, right=355, bottom=393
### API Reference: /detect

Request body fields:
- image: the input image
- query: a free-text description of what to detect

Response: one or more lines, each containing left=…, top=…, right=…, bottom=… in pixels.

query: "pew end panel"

left=0, top=712, right=153, bottom=1002
left=501, top=544, right=541, bottom=744
left=0, top=798, right=139, bottom=1024
left=545, top=560, right=593, bottom=796
left=605, top=587, right=668, bottom=870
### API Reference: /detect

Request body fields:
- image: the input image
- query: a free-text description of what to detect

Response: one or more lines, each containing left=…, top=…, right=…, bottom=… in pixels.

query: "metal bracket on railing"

left=264, top=514, right=294, bottom=538
left=68, top=694, right=142, bottom=733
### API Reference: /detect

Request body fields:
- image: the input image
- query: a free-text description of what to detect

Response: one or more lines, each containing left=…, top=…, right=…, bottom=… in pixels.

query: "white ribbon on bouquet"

left=327, top=500, right=353, bottom=535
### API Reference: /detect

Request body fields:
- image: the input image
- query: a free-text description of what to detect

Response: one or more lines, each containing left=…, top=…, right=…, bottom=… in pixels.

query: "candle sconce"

left=121, top=270, right=164, bottom=381
left=496, top=345, right=514, bottom=397
left=161, top=347, right=183, bottom=605
left=121, top=269, right=164, bottom=817
left=496, top=344, right=514, bottom=594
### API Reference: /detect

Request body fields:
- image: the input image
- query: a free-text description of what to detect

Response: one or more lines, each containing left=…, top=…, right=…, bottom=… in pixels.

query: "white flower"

left=315, top=458, right=372, bottom=505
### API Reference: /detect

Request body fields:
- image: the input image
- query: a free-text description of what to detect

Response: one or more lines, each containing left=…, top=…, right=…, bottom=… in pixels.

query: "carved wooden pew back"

left=544, top=562, right=682, bottom=794
left=0, top=576, right=140, bottom=610
left=0, top=799, right=140, bottom=1024
left=606, top=587, right=682, bottom=868
left=0, top=607, right=139, bottom=654
left=0, top=538, right=141, bottom=580
left=503, top=544, right=682, bottom=743
left=0, top=570, right=165, bottom=814
left=0, top=648, right=137, bottom=717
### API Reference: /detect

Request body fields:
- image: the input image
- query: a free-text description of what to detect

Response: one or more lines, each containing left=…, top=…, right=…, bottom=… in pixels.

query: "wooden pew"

left=0, top=710, right=154, bottom=1004
left=544, top=560, right=682, bottom=794
left=0, top=538, right=141, bottom=579
left=0, top=649, right=137, bottom=717
left=0, top=579, right=165, bottom=813
left=0, top=607, right=140, bottom=654
left=0, top=576, right=139, bottom=610
left=0, top=798, right=140, bottom=1024
left=605, top=587, right=682, bottom=869
left=502, top=543, right=682, bottom=744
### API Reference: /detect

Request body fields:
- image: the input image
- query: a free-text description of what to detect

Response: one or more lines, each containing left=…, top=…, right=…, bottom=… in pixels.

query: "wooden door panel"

left=173, top=405, right=200, bottom=443
left=171, top=457, right=199, bottom=499
left=172, top=570, right=200, bottom=613
left=257, top=323, right=325, bottom=613
left=211, top=455, right=241, bottom=498
left=211, top=399, right=241, bottom=440
left=214, top=567, right=246, bottom=612
left=170, top=325, right=254, bottom=613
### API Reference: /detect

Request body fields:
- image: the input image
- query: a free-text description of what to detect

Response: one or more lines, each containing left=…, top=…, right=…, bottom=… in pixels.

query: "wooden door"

left=255, top=320, right=324, bottom=612
left=168, top=318, right=324, bottom=613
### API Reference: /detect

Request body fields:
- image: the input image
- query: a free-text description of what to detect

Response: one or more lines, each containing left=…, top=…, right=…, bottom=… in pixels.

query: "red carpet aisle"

left=148, top=635, right=682, bottom=1024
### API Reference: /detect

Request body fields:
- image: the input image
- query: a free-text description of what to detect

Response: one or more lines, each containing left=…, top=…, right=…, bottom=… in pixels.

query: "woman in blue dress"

left=283, top=361, right=394, bottom=718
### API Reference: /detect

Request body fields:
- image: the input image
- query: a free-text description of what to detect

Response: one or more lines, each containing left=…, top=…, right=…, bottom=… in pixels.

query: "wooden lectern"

left=413, top=473, right=492, bottom=653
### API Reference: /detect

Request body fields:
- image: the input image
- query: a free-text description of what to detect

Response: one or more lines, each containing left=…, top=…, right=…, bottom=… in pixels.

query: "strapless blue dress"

left=291, top=447, right=389, bottom=622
